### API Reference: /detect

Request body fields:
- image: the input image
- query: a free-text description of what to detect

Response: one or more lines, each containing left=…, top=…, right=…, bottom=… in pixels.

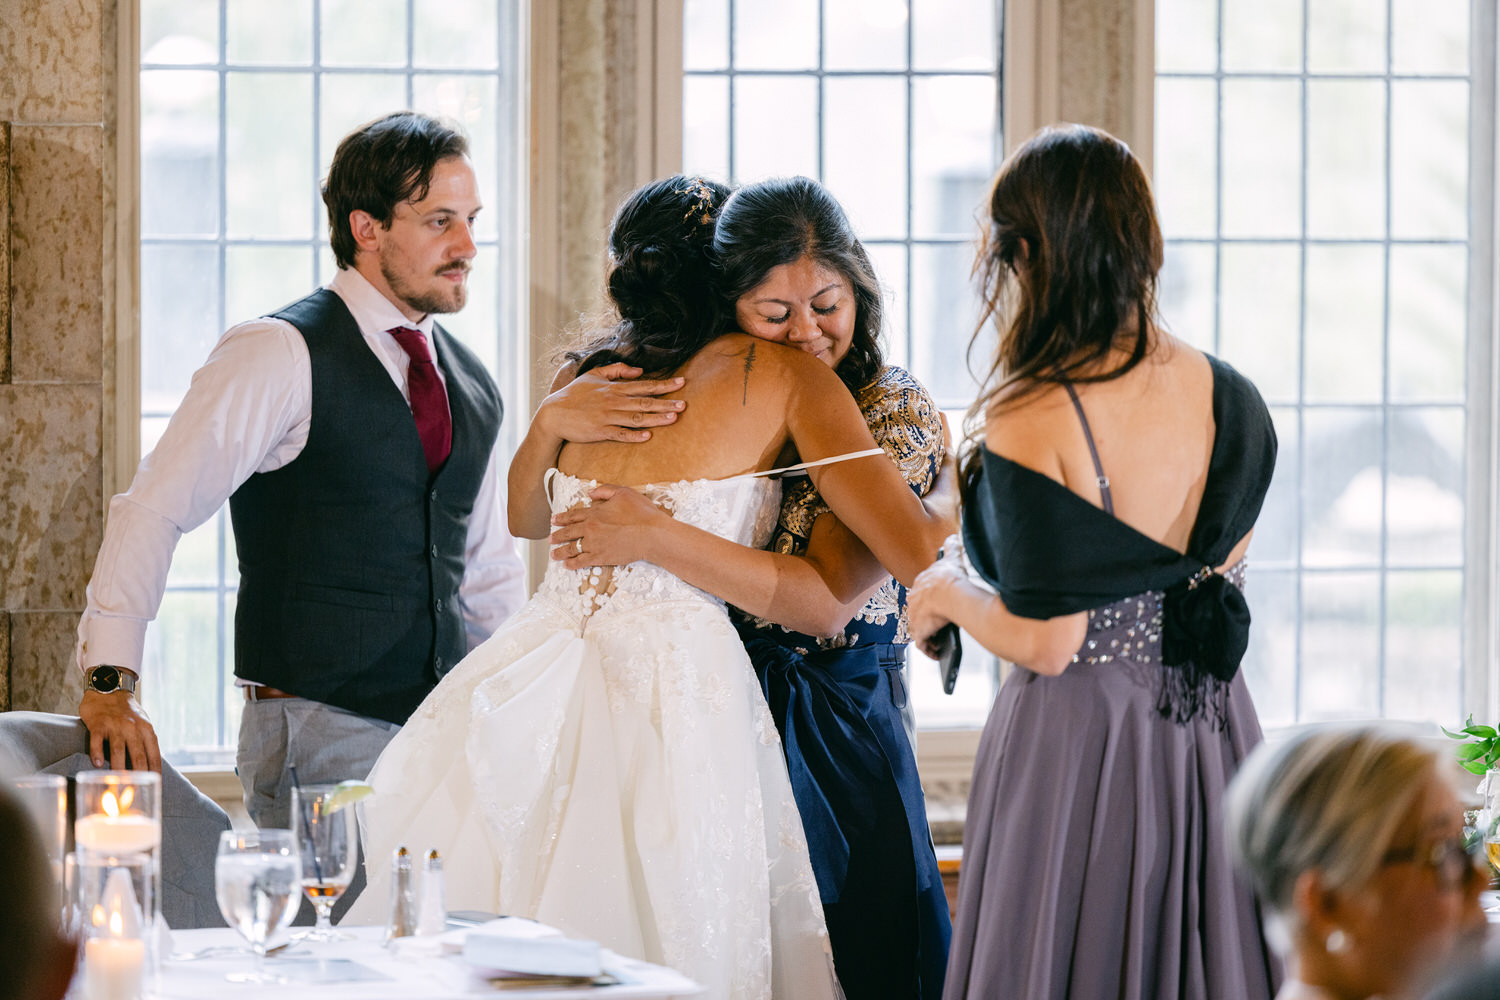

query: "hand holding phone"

left=933, top=623, right=962, bottom=695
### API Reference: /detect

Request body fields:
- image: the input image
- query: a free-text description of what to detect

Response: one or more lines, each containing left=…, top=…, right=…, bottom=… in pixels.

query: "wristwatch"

left=85, top=665, right=138, bottom=695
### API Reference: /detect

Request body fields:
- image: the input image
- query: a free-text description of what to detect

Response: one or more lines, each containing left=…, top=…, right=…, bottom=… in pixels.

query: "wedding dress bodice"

left=534, top=471, right=783, bottom=624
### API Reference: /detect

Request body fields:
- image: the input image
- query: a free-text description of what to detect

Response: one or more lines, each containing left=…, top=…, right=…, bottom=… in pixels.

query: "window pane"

left=142, top=0, right=217, bottom=63
left=911, top=75, right=996, bottom=239
left=825, top=77, right=907, bottom=239
left=1252, top=406, right=1300, bottom=566
left=225, top=246, right=314, bottom=332
left=1391, top=80, right=1469, bottom=240
left=866, top=242, right=909, bottom=369
left=1305, top=244, right=1384, bottom=404
left=1307, top=80, right=1385, bottom=240
left=1385, top=570, right=1463, bottom=722
left=825, top=0, right=907, bottom=71
left=227, top=0, right=311, bottom=64
left=1219, top=243, right=1301, bottom=401
left=141, top=244, right=221, bottom=413
left=440, top=246, right=500, bottom=372
left=734, top=0, right=819, bottom=70
left=683, top=0, right=729, bottom=71
left=1223, top=0, right=1302, bottom=73
left=1304, top=408, right=1383, bottom=569
left=684, top=76, right=730, bottom=181
left=913, top=0, right=996, bottom=71
left=733, top=76, right=819, bottom=181
left=1160, top=243, right=1217, bottom=354
left=1222, top=80, right=1302, bottom=238
left=321, top=0, right=407, bottom=67
left=1241, top=569, right=1297, bottom=727
left=141, top=70, right=220, bottom=238
left=912, top=243, right=984, bottom=406
left=1301, top=572, right=1382, bottom=720
left=140, top=590, right=233, bottom=756
left=1387, top=407, right=1465, bottom=567
left=1392, top=0, right=1470, bottom=74
left=909, top=638, right=996, bottom=728
left=1156, top=0, right=1217, bottom=74
left=1155, top=78, right=1218, bottom=239
left=1308, top=0, right=1386, bottom=74
left=226, top=72, right=314, bottom=238
left=320, top=74, right=410, bottom=173
left=1390, top=245, right=1467, bottom=402
left=414, top=0, right=497, bottom=69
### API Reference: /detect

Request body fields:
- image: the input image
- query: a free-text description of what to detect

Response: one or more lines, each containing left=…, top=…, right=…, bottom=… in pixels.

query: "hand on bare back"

left=540, top=363, right=686, bottom=444
left=549, top=484, right=671, bottom=569
left=78, top=689, right=162, bottom=772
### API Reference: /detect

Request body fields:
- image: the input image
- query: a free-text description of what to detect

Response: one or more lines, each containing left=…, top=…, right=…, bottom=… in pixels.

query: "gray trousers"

left=236, top=696, right=399, bottom=829
left=237, top=697, right=399, bottom=923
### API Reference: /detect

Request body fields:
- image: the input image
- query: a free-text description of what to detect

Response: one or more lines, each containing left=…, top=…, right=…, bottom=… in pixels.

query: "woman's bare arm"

left=507, top=363, right=686, bottom=539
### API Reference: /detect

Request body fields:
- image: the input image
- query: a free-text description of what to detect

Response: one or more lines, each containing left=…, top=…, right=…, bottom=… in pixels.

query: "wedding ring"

left=574, top=537, right=584, bottom=556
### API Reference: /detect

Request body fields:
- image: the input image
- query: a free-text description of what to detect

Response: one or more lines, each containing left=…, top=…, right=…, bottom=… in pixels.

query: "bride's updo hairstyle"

left=961, top=124, right=1164, bottom=492
left=569, top=174, right=731, bottom=378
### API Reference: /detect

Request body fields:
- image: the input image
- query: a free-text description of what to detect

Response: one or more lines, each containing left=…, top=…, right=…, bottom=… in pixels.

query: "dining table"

left=148, top=924, right=704, bottom=999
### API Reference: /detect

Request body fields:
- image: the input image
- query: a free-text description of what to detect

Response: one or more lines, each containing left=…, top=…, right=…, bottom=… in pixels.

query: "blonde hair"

left=1224, top=725, right=1444, bottom=949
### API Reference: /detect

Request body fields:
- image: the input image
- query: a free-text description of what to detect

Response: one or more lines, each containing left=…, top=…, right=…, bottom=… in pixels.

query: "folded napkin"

left=460, top=917, right=603, bottom=979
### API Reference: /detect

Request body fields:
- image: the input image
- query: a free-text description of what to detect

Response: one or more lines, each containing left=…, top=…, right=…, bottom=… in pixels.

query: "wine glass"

left=1482, top=769, right=1500, bottom=912
left=214, top=829, right=300, bottom=983
left=290, top=784, right=359, bottom=941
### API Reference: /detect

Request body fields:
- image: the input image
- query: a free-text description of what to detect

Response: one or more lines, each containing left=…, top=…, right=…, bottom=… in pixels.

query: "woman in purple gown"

left=906, top=124, right=1280, bottom=1000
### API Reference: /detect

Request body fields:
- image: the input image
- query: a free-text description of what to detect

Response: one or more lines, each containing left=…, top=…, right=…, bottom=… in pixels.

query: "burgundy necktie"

left=389, top=327, right=452, bottom=474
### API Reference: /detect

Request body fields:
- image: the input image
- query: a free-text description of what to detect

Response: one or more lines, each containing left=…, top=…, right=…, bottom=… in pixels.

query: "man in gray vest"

left=73, top=112, right=535, bottom=829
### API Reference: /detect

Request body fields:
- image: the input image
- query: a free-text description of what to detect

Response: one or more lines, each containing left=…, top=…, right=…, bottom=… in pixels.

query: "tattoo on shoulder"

left=741, top=343, right=756, bottom=405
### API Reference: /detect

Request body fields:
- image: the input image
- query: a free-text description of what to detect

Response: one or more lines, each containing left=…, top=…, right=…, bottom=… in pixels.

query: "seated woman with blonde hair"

left=1225, top=724, right=1488, bottom=1000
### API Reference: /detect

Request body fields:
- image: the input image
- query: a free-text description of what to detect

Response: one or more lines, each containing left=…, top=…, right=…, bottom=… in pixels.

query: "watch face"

left=90, top=666, right=121, bottom=692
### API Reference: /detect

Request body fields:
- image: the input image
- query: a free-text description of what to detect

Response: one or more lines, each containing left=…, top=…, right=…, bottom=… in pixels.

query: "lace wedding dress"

left=347, top=464, right=854, bottom=1000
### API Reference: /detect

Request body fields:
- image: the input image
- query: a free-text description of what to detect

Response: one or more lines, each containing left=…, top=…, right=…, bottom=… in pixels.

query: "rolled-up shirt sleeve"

left=458, top=435, right=528, bottom=650
left=76, top=319, right=312, bottom=677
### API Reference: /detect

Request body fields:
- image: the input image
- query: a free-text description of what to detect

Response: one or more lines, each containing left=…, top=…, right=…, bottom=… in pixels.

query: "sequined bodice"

left=1072, top=560, right=1247, bottom=667
left=534, top=471, right=783, bottom=626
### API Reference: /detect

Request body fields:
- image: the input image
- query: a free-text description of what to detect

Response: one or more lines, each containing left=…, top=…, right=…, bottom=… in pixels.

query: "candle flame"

left=119, top=787, right=134, bottom=811
left=91, top=903, right=106, bottom=928
left=109, top=909, right=124, bottom=936
left=102, top=790, right=119, bottom=818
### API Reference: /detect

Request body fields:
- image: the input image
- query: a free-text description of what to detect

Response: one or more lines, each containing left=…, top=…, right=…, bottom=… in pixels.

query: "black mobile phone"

left=933, top=623, right=962, bottom=695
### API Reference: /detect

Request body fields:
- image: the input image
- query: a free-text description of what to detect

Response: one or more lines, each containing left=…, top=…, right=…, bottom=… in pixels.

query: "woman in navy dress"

left=907, top=125, right=1279, bottom=1000
left=551, top=177, right=954, bottom=999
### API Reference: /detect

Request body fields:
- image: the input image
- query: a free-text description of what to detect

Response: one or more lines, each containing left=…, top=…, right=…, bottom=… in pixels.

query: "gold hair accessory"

left=675, top=178, right=717, bottom=227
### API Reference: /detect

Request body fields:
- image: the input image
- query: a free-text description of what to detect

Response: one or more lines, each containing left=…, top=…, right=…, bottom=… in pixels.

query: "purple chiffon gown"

left=944, top=356, right=1280, bottom=1000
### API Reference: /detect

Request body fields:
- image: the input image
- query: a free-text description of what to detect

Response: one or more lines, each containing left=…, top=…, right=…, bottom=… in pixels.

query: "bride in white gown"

left=347, top=177, right=949, bottom=999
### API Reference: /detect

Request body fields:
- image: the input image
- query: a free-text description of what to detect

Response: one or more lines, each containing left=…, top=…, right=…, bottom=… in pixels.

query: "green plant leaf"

left=1443, top=725, right=1474, bottom=741
left=1457, top=742, right=1488, bottom=761
left=1464, top=725, right=1498, bottom=739
left=1463, top=760, right=1490, bottom=775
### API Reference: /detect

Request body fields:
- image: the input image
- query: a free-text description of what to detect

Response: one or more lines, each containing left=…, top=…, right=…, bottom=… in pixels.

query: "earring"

left=1325, top=928, right=1348, bottom=954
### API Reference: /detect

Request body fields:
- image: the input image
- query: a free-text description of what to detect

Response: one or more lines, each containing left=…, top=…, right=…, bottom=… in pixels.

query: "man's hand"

left=78, top=688, right=162, bottom=771
left=538, top=363, right=685, bottom=444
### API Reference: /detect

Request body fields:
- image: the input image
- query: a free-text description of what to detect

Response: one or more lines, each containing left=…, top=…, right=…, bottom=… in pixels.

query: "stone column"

left=0, top=0, right=120, bottom=713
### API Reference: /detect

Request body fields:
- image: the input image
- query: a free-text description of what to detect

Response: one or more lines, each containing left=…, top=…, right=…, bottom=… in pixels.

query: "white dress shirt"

left=76, top=267, right=526, bottom=679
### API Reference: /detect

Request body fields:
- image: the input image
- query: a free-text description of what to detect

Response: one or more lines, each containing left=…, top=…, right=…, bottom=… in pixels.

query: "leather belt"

left=244, top=685, right=300, bottom=702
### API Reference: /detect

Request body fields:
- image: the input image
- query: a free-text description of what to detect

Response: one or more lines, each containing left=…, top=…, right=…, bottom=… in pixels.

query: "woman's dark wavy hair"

left=713, top=176, right=883, bottom=393
left=960, top=124, right=1164, bottom=492
left=322, top=111, right=470, bottom=270
left=566, top=175, right=731, bottom=378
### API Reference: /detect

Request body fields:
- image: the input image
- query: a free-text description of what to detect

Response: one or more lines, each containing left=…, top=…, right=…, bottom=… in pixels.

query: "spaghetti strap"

left=738, top=446, right=887, bottom=481
left=1062, top=383, right=1113, bottom=514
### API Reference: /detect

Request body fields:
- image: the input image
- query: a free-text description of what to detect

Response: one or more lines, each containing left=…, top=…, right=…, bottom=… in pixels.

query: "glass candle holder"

left=77, top=854, right=152, bottom=1000
left=75, top=772, right=161, bottom=858
left=8, top=774, right=67, bottom=924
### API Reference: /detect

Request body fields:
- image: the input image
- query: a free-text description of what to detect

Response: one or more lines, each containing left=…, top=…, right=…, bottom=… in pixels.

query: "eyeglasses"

left=1382, top=836, right=1488, bottom=890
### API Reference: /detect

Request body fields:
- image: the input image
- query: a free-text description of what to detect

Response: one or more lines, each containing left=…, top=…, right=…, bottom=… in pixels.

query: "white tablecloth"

left=151, top=926, right=703, bottom=999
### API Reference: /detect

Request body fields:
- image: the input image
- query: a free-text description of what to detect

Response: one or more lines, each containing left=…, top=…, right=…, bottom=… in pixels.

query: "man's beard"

left=383, top=257, right=469, bottom=315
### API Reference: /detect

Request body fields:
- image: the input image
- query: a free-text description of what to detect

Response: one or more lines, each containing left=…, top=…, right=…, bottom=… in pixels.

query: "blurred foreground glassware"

left=214, top=829, right=300, bottom=983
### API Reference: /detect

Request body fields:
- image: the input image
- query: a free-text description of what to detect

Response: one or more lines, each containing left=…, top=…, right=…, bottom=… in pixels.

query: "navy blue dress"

left=731, top=365, right=952, bottom=1000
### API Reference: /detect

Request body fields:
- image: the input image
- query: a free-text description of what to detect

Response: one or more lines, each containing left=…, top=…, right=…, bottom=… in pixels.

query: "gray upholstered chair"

left=0, top=711, right=230, bottom=929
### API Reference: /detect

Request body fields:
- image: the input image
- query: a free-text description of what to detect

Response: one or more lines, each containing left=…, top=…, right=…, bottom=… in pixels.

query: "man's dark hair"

left=322, top=111, right=470, bottom=270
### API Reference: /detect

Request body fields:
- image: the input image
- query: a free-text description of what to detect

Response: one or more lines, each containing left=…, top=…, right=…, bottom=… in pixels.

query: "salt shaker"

left=385, top=845, right=416, bottom=942
left=416, top=849, right=446, bottom=936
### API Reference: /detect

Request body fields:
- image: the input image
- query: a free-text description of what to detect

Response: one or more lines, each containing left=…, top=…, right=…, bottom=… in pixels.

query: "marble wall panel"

left=8, top=125, right=104, bottom=383
left=1, top=121, right=10, bottom=386
left=0, top=613, right=10, bottom=711
left=8, top=611, right=83, bottom=714
left=0, top=384, right=102, bottom=611
left=0, top=0, right=105, bottom=123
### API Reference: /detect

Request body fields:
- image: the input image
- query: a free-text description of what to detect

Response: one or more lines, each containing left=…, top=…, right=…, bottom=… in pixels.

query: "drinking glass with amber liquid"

left=290, top=784, right=358, bottom=942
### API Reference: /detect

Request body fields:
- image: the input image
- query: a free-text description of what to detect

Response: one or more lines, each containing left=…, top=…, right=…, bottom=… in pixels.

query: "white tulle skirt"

left=345, top=591, right=841, bottom=1000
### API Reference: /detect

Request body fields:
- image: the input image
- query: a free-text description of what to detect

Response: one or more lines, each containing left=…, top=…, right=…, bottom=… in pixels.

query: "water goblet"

left=290, top=784, right=359, bottom=942
left=214, top=829, right=300, bottom=983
